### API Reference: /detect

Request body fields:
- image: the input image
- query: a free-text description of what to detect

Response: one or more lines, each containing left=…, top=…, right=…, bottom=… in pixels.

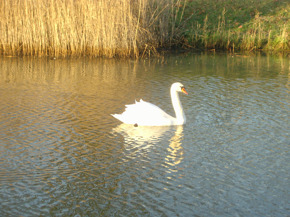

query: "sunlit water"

left=0, top=53, right=289, bottom=216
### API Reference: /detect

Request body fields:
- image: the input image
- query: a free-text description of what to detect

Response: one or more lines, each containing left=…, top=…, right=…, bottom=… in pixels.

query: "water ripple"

left=1, top=54, right=289, bottom=216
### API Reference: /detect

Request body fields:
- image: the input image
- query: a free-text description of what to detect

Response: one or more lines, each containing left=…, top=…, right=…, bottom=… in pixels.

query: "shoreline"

left=0, top=0, right=289, bottom=58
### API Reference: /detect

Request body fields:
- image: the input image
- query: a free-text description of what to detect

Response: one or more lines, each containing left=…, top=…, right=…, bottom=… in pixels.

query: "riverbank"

left=0, top=0, right=289, bottom=58
left=180, top=0, right=289, bottom=53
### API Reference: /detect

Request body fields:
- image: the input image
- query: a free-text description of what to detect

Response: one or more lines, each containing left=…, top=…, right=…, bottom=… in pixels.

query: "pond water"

left=0, top=53, right=289, bottom=216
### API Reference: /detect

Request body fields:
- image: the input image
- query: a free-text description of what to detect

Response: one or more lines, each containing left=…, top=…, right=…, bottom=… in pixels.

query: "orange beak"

left=181, top=87, right=188, bottom=95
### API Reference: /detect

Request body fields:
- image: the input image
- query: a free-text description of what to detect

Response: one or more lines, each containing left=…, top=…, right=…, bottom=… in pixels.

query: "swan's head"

left=171, top=82, right=188, bottom=95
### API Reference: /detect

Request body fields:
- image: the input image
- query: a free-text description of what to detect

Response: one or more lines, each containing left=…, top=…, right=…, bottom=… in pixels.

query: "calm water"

left=0, top=53, right=289, bottom=216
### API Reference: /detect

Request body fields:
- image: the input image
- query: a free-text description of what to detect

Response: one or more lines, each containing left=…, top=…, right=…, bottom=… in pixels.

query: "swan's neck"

left=171, top=88, right=186, bottom=124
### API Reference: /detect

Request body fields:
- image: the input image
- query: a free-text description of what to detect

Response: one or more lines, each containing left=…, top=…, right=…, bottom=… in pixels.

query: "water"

left=0, top=53, right=289, bottom=216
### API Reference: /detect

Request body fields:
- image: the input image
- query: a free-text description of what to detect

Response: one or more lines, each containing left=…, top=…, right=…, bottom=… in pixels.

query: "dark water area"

left=0, top=53, right=289, bottom=216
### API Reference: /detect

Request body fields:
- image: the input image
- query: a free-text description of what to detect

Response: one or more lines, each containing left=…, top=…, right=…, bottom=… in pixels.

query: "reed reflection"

left=0, top=57, right=140, bottom=88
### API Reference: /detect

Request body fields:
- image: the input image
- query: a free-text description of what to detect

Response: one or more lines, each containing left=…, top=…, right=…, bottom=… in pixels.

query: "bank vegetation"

left=0, top=0, right=289, bottom=58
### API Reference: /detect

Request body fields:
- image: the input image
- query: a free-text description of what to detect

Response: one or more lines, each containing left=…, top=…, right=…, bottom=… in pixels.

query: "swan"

left=111, top=82, right=188, bottom=126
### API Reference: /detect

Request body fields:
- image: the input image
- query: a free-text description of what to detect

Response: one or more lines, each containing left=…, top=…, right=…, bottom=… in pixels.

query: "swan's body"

left=111, top=82, right=188, bottom=126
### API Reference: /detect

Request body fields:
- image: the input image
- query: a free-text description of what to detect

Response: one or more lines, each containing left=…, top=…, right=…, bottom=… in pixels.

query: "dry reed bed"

left=0, top=0, right=181, bottom=57
left=1, top=0, right=287, bottom=57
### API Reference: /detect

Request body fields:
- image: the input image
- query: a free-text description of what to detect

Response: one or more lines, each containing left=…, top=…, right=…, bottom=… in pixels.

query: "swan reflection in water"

left=112, top=124, right=184, bottom=167
left=165, top=126, right=184, bottom=167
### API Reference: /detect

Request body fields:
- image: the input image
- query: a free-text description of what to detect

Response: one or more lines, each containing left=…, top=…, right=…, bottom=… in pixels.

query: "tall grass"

left=188, top=0, right=289, bottom=52
left=187, top=8, right=289, bottom=52
left=0, top=0, right=187, bottom=57
left=2, top=0, right=287, bottom=57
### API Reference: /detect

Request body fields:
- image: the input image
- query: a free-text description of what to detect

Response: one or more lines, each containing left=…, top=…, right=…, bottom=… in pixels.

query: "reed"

left=0, top=0, right=187, bottom=57
left=1, top=0, right=288, bottom=57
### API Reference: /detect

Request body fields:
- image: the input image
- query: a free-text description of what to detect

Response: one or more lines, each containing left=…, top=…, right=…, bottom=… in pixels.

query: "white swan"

left=111, top=82, right=188, bottom=126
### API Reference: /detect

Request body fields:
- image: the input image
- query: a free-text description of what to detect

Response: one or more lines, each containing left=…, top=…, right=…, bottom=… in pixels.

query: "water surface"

left=0, top=53, right=289, bottom=216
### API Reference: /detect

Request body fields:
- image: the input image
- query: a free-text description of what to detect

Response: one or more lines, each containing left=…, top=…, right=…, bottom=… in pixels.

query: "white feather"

left=111, top=82, right=187, bottom=126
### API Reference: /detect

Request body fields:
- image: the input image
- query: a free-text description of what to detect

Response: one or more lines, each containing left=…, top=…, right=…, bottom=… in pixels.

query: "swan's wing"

left=112, top=99, right=175, bottom=126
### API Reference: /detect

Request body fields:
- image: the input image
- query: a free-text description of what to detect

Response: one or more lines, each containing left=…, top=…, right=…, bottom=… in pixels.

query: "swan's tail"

left=111, top=114, right=123, bottom=122
left=111, top=113, right=134, bottom=124
left=111, top=100, right=142, bottom=124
